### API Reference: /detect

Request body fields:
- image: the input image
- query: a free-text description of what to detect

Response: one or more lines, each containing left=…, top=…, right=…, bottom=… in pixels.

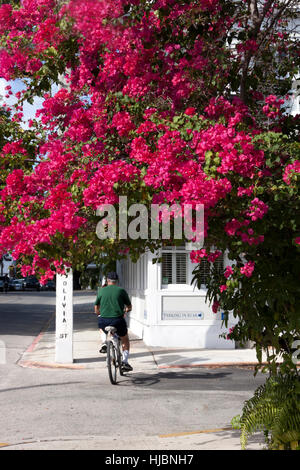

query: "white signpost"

left=55, top=270, right=73, bottom=363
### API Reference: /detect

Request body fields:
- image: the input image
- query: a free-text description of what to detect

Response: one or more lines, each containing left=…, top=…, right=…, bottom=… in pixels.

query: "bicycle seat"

left=105, top=326, right=117, bottom=334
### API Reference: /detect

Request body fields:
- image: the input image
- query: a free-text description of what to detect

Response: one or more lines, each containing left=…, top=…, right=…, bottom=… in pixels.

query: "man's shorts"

left=98, top=316, right=128, bottom=337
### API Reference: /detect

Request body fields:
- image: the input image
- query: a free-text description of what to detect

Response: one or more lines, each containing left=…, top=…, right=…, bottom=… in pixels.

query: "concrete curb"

left=157, top=362, right=265, bottom=369
left=19, top=360, right=265, bottom=371
left=19, top=360, right=86, bottom=370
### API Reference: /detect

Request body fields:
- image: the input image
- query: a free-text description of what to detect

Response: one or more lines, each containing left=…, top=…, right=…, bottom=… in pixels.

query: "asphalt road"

left=0, top=291, right=267, bottom=449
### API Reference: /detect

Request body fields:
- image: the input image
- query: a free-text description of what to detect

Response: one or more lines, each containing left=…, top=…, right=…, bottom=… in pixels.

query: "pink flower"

left=212, top=300, right=220, bottom=313
left=246, top=198, right=268, bottom=221
left=240, top=261, right=255, bottom=278
left=237, top=186, right=254, bottom=197
left=220, top=284, right=227, bottom=292
left=262, top=95, right=284, bottom=119
left=283, top=160, right=300, bottom=185
left=143, top=108, right=157, bottom=119
left=136, top=120, right=157, bottom=135
left=5, top=169, right=25, bottom=196
left=237, top=39, right=259, bottom=54
left=25, top=58, right=42, bottom=73
left=111, top=111, right=135, bottom=137
left=225, top=219, right=242, bottom=236
left=226, top=326, right=235, bottom=340
left=130, top=136, right=153, bottom=163
left=190, top=249, right=207, bottom=263
left=224, top=266, right=233, bottom=279
left=207, top=250, right=222, bottom=263
left=185, top=107, right=196, bottom=116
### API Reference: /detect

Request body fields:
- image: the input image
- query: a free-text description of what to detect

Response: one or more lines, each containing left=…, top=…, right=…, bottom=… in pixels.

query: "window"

left=161, top=245, right=224, bottom=287
left=162, top=246, right=187, bottom=285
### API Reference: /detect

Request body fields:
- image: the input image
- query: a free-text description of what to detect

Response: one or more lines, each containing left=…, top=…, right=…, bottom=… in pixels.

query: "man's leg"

left=100, top=328, right=106, bottom=343
left=99, top=328, right=107, bottom=353
left=120, top=334, right=130, bottom=360
left=120, top=334, right=133, bottom=371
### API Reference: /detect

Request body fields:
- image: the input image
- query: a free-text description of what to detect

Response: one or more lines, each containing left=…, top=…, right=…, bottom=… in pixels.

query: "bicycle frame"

left=105, top=326, right=124, bottom=384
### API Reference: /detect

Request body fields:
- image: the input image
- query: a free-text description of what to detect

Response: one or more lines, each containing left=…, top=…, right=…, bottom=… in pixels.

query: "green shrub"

left=239, top=373, right=300, bottom=450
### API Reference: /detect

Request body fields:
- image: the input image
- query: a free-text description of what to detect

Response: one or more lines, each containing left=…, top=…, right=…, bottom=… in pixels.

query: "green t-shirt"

left=95, top=285, right=131, bottom=318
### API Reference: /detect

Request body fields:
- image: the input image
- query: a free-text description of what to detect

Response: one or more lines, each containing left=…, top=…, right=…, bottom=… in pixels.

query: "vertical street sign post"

left=55, top=269, right=73, bottom=363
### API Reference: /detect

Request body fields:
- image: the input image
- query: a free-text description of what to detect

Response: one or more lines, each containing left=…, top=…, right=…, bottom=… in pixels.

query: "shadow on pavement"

left=130, top=370, right=231, bottom=385
left=116, top=368, right=266, bottom=392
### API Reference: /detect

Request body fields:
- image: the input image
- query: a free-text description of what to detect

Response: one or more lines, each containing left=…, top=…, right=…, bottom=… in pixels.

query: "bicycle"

left=105, top=325, right=124, bottom=385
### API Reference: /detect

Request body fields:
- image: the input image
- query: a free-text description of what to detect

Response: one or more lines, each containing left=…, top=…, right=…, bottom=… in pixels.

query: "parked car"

left=8, top=278, right=22, bottom=291
left=0, top=278, right=4, bottom=292
left=40, top=280, right=55, bottom=291
left=11, top=279, right=25, bottom=291
left=24, top=276, right=40, bottom=291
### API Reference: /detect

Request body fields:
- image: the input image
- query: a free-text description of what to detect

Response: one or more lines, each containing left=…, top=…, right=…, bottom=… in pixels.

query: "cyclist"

left=94, top=271, right=133, bottom=372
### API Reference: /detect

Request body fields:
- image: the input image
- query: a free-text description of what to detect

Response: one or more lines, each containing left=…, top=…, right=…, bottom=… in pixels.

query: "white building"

left=117, top=245, right=237, bottom=349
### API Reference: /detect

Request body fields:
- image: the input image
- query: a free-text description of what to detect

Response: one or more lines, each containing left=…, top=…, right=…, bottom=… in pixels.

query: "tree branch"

left=239, top=0, right=295, bottom=102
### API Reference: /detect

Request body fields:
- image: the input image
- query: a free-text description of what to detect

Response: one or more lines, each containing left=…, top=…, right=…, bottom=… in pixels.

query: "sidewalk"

left=19, top=309, right=267, bottom=371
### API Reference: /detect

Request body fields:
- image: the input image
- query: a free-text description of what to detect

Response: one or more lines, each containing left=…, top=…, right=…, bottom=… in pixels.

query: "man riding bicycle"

left=94, top=272, right=133, bottom=372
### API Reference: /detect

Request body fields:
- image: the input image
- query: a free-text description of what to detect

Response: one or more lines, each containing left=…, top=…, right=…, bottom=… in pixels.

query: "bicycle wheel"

left=107, top=340, right=117, bottom=385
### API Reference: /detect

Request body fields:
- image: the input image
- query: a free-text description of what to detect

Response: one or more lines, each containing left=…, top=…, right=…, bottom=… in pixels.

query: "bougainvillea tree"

left=0, top=0, right=299, bottom=373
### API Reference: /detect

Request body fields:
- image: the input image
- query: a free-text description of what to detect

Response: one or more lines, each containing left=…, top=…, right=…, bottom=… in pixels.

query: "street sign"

left=55, top=270, right=73, bottom=363
left=162, top=311, right=204, bottom=321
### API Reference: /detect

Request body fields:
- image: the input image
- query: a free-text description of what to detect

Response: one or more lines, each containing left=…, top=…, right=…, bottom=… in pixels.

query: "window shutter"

left=176, top=253, right=187, bottom=284
left=162, top=252, right=172, bottom=284
left=198, top=259, right=210, bottom=285
left=214, top=254, right=224, bottom=275
left=198, top=253, right=224, bottom=285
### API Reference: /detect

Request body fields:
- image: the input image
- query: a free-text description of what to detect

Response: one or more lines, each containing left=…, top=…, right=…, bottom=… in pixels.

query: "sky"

left=0, top=77, right=56, bottom=129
